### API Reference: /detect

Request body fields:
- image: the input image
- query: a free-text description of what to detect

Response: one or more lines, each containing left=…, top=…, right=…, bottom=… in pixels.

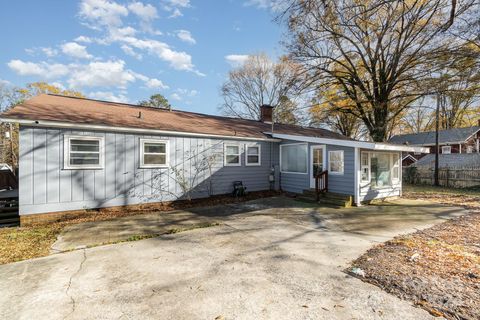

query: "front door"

left=310, top=146, right=325, bottom=188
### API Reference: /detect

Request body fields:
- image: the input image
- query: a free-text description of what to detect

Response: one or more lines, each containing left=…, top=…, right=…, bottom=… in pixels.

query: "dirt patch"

left=0, top=191, right=278, bottom=265
left=350, top=186, right=480, bottom=319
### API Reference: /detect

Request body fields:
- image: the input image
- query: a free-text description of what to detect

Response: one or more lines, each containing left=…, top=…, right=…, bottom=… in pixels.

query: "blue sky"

left=0, top=0, right=284, bottom=115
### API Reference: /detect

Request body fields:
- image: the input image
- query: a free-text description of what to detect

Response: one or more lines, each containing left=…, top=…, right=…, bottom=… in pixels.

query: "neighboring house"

left=389, top=124, right=480, bottom=166
left=0, top=94, right=426, bottom=221
left=411, top=153, right=480, bottom=169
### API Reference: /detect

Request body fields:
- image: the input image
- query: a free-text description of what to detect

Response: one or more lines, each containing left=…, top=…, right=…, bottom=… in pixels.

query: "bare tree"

left=281, top=0, right=477, bottom=141
left=220, top=53, right=305, bottom=124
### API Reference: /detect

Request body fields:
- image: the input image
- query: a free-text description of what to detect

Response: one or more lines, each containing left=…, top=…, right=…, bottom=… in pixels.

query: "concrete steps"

left=296, top=189, right=353, bottom=208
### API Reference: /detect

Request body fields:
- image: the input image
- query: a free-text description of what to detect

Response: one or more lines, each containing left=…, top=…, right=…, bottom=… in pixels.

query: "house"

left=0, top=94, right=426, bottom=223
left=412, top=153, right=480, bottom=169
left=389, top=124, right=480, bottom=166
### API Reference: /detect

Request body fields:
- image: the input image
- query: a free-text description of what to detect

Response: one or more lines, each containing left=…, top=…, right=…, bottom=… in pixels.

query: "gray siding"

left=279, top=142, right=355, bottom=195
left=19, top=126, right=278, bottom=215
left=325, top=145, right=355, bottom=195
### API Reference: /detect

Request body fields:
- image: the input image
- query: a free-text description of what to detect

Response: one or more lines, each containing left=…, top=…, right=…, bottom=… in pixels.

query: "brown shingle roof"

left=1, top=94, right=351, bottom=141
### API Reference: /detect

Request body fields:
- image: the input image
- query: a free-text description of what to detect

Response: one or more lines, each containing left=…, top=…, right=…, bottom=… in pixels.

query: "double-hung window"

left=361, top=152, right=370, bottom=182
left=391, top=153, right=400, bottom=183
left=64, top=135, right=104, bottom=169
left=225, top=144, right=241, bottom=166
left=328, top=150, right=344, bottom=175
left=245, top=145, right=261, bottom=166
left=140, top=139, right=168, bottom=168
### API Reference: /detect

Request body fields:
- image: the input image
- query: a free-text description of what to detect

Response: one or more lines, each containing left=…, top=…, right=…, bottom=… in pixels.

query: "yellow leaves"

left=25, top=82, right=85, bottom=98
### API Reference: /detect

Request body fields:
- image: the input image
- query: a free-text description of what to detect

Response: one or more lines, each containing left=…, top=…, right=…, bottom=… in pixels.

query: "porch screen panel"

left=370, top=153, right=391, bottom=188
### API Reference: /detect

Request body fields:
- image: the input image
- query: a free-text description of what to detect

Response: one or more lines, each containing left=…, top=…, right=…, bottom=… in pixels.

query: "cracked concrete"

left=64, top=249, right=87, bottom=320
left=0, top=197, right=466, bottom=319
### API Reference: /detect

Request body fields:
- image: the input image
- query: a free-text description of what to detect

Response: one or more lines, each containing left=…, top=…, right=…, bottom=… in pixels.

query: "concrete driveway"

left=0, top=197, right=466, bottom=320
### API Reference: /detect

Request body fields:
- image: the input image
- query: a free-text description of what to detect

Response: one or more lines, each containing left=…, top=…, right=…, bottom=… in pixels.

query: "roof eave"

left=0, top=117, right=282, bottom=142
left=268, top=133, right=429, bottom=153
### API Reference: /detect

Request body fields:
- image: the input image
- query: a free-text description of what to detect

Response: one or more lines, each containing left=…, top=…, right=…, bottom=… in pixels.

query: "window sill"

left=280, top=171, right=308, bottom=175
left=63, top=166, right=104, bottom=170
left=245, top=163, right=261, bottom=166
left=224, top=163, right=241, bottom=167
left=139, top=165, right=169, bottom=169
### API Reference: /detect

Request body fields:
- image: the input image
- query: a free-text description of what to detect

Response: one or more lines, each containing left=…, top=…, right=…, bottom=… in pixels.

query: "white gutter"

left=0, top=118, right=281, bottom=142
left=267, top=133, right=430, bottom=153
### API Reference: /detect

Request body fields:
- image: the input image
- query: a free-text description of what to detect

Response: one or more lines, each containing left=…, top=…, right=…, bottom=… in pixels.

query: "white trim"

left=245, top=144, right=261, bottom=166
left=309, top=145, right=326, bottom=188
left=354, top=147, right=361, bottom=206
left=139, top=139, right=169, bottom=168
left=328, top=150, right=344, bottom=175
left=391, top=153, right=400, bottom=184
left=402, top=154, right=418, bottom=163
left=360, top=151, right=371, bottom=184
left=441, top=145, right=452, bottom=154
left=63, top=135, right=104, bottom=170
left=267, top=133, right=430, bottom=153
left=279, top=143, right=308, bottom=175
left=224, top=143, right=241, bottom=166
left=0, top=118, right=281, bottom=142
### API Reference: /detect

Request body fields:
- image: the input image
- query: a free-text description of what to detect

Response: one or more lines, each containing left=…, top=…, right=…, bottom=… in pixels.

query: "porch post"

left=354, top=147, right=361, bottom=206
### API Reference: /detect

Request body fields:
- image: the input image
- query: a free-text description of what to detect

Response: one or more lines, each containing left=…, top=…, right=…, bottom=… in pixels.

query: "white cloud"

left=225, top=54, right=249, bottom=67
left=89, top=91, right=129, bottom=102
left=41, top=47, right=58, bottom=57
left=162, top=0, right=190, bottom=18
left=175, top=30, right=196, bottom=44
left=120, top=36, right=202, bottom=74
left=145, top=78, right=168, bottom=89
left=244, top=0, right=286, bottom=12
left=74, top=35, right=93, bottom=43
left=79, top=0, right=128, bottom=28
left=121, top=45, right=142, bottom=60
left=0, top=79, right=12, bottom=86
left=51, top=82, right=66, bottom=90
left=7, top=60, right=70, bottom=78
left=171, top=88, right=197, bottom=101
left=167, top=0, right=190, bottom=7
left=8, top=58, right=146, bottom=90
left=170, top=93, right=181, bottom=101
left=128, top=2, right=158, bottom=21
left=61, top=42, right=93, bottom=59
left=67, top=60, right=136, bottom=88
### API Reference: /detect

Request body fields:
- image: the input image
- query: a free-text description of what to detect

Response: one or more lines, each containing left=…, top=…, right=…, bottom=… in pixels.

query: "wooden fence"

left=403, top=166, right=480, bottom=188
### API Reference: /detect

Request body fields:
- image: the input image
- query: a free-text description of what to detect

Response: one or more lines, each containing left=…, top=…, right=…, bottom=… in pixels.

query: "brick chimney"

left=260, top=104, right=274, bottom=123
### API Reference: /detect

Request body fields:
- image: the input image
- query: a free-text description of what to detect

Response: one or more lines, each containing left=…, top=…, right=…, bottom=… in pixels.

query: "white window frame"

left=140, top=139, right=169, bottom=168
left=441, top=146, right=452, bottom=154
left=361, top=151, right=370, bottom=183
left=245, top=144, right=261, bottom=166
left=360, top=151, right=401, bottom=187
left=466, top=145, right=473, bottom=153
left=224, top=143, right=241, bottom=166
left=64, top=135, right=104, bottom=170
left=279, top=143, right=308, bottom=174
left=328, top=150, right=344, bottom=175
left=391, top=153, right=400, bottom=183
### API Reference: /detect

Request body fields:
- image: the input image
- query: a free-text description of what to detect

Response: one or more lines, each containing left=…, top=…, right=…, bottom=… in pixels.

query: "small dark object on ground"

left=232, top=181, right=247, bottom=198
